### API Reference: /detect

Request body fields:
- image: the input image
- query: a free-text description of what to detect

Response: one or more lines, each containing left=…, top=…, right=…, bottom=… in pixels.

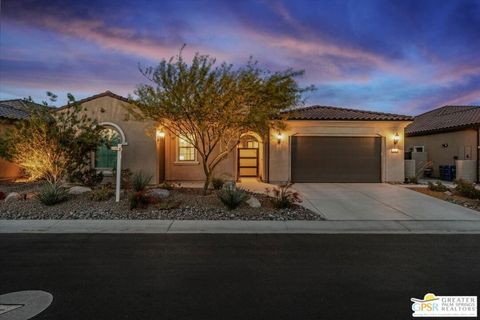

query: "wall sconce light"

left=276, top=132, right=283, bottom=144
left=393, top=133, right=400, bottom=144
left=156, top=129, right=166, bottom=139
left=391, top=132, right=400, bottom=153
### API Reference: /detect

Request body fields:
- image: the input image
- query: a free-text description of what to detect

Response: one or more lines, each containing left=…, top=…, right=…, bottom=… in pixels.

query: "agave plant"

left=217, top=185, right=249, bottom=210
left=36, top=181, right=69, bottom=206
left=132, top=171, right=152, bottom=192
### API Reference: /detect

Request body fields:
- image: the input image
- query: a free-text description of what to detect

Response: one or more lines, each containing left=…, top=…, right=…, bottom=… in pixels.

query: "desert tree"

left=0, top=93, right=106, bottom=183
left=135, top=49, right=312, bottom=194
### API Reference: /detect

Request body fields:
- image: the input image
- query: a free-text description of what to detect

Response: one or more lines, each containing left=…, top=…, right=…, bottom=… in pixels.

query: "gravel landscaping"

left=0, top=182, right=322, bottom=220
left=409, top=187, right=480, bottom=212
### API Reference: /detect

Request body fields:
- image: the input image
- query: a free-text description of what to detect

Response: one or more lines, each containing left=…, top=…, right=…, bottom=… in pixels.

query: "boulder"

left=68, top=186, right=92, bottom=195
left=223, top=181, right=236, bottom=189
left=444, top=191, right=453, bottom=196
left=146, top=188, right=170, bottom=199
left=4, top=192, right=20, bottom=203
left=246, top=196, right=261, bottom=208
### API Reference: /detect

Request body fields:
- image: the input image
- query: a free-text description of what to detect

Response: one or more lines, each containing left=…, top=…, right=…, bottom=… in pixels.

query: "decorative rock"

left=223, top=181, right=236, bottom=189
left=146, top=188, right=170, bottom=199
left=5, top=192, right=20, bottom=203
left=246, top=196, right=261, bottom=208
left=68, top=186, right=92, bottom=195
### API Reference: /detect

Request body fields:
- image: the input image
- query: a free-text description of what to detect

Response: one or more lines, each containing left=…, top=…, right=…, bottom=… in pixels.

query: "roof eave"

left=406, top=123, right=480, bottom=137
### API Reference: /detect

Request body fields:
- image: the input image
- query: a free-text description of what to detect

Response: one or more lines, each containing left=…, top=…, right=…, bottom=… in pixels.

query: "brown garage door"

left=291, top=136, right=381, bottom=182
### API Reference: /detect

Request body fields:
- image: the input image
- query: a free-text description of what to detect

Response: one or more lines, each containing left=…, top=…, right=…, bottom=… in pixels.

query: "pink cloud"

left=6, top=15, right=232, bottom=63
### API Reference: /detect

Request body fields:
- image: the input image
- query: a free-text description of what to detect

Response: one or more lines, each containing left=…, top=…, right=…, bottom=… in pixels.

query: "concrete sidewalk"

left=1, top=219, right=480, bottom=233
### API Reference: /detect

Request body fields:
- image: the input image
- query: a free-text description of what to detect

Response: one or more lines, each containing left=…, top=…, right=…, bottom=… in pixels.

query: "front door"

left=238, top=148, right=258, bottom=177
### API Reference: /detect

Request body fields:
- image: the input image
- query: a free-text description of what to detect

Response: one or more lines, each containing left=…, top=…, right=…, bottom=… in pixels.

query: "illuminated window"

left=246, top=141, right=259, bottom=148
left=178, top=135, right=196, bottom=161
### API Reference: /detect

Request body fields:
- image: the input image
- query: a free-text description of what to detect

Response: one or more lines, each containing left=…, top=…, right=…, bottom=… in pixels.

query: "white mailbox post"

left=111, top=143, right=123, bottom=202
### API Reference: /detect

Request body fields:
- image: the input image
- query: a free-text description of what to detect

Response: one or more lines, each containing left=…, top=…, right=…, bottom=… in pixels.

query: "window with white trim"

left=177, top=135, right=196, bottom=161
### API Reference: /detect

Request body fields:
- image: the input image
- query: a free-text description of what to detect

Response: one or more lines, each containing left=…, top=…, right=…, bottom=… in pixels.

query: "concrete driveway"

left=294, top=183, right=480, bottom=221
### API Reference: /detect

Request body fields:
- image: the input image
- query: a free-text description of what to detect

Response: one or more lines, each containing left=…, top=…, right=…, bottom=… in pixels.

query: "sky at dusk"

left=1, top=0, right=479, bottom=114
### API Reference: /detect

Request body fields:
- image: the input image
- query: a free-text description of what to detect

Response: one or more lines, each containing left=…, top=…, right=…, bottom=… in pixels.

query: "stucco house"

left=0, top=99, right=47, bottom=181
left=1, top=91, right=413, bottom=184
left=405, top=105, right=480, bottom=182
left=55, top=91, right=411, bottom=184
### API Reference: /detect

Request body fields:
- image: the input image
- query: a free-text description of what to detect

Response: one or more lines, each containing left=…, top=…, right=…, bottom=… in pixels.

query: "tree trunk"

left=203, top=171, right=211, bottom=195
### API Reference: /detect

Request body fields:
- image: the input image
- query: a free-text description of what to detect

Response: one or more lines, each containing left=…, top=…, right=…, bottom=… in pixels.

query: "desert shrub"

left=211, top=177, right=225, bottom=190
left=71, top=169, right=103, bottom=187
left=454, top=179, right=480, bottom=199
left=0, top=93, right=105, bottom=183
left=132, top=171, right=152, bottom=192
left=217, top=185, right=248, bottom=210
left=266, top=182, right=302, bottom=209
left=0, top=191, right=6, bottom=200
left=405, top=176, right=418, bottom=184
left=89, top=185, right=114, bottom=201
left=427, top=181, right=448, bottom=192
left=36, top=182, right=68, bottom=206
left=129, top=191, right=149, bottom=210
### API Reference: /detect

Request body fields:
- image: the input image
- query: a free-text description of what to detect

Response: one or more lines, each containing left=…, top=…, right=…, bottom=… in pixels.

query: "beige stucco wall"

left=0, top=121, right=23, bottom=181
left=269, top=120, right=411, bottom=183
left=163, top=131, right=237, bottom=181
left=74, top=96, right=160, bottom=183
left=406, top=129, right=478, bottom=178
left=163, top=131, right=267, bottom=182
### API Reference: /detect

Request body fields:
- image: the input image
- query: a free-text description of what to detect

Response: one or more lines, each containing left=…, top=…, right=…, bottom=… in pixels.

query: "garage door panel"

left=291, top=136, right=381, bottom=182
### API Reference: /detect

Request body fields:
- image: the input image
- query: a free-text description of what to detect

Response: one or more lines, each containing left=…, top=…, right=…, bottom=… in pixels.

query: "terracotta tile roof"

left=0, top=99, right=47, bottom=120
left=283, top=105, right=413, bottom=121
left=57, top=90, right=130, bottom=110
left=0, top=104, right=30, bottom=120
left=405, top=105, right=480, bottom=136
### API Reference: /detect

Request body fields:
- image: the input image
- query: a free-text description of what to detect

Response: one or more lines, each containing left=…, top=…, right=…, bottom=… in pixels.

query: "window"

left=177, top=135, right=196, bottom=162
left=246, top=141, right=259, bottom=148
left=95, top=127, right=121, bottom=169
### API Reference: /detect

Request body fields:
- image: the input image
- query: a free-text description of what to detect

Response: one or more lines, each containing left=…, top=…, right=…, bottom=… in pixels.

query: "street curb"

left=1, top=220, right=480, bottom=234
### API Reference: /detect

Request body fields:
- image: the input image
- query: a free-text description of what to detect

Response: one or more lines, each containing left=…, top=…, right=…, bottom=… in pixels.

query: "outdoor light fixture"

left=391, top=132, right=400, bottom=153
left=156, top=129, right=166, bottom=139
left=276, top=132, right=283, bottom=144
left=393, top=133, right=400, bottom=144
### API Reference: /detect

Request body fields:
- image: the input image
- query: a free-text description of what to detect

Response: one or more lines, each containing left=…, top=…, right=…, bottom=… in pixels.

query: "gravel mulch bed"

left=408, top=187, right=480, bottom=212
left=0, top=183, right=322, bottom=220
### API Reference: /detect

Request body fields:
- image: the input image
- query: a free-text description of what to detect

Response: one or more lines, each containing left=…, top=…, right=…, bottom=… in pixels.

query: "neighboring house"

left=405, top=105, right=480, bottom=182
left=0, top=99, right=46, bottom=181
left=3, top=91, right=413, bottom=184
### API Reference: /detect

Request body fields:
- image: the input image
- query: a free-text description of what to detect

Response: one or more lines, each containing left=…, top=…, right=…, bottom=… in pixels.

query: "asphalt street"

left=1, top=234, right=479, bottom=319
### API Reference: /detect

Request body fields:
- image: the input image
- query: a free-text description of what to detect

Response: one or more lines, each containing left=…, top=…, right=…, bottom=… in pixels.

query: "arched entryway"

left=237, top=133, right=263, bottom=179
left=94, top=122, right=127, bottom=174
